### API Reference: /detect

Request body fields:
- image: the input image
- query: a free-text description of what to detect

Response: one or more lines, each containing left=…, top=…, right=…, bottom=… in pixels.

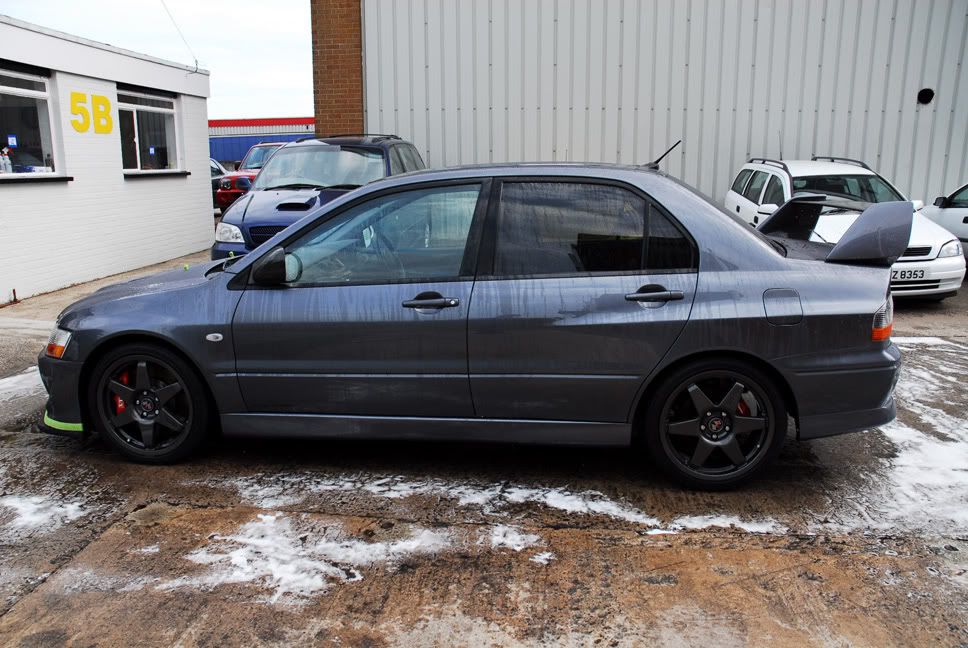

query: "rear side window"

left=389, top=146, right=406, bottom=175
left=492, top=181, right=695, bottom=276
left=762, top=175, right=785, bottom=205
left=404, top=145, right=426, bottom=171
left=742, top=171, right=768, bottom=203
left=731, top=169, right=753, bottom=194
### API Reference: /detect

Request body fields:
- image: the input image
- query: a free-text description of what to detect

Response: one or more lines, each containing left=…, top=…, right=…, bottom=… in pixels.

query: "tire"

left=643, top=358, right=788, bottom=490
left=87, top=342, right=210, bottom=464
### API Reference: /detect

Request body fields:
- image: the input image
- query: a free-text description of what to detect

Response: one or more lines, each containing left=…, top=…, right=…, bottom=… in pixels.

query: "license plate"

left=892, top=269, right=925, bottom=280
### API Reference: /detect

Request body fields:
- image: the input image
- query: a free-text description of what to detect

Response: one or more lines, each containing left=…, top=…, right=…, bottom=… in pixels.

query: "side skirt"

left=221, top=413, right=631, bottom=446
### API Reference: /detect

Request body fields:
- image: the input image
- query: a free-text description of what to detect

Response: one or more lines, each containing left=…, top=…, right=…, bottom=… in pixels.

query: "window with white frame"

left=117, top=87, right=178, bottom=171
left=0, top=66, right=56, bottom=174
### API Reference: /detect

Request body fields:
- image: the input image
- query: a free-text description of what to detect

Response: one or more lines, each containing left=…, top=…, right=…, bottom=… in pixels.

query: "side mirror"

left=911, top=199, right=925, bottom=211
left=933, top=196, right=949, bottom=208
left=757, top=203, right=779, bottom=216
left=250, top=246, right=287, bottom=285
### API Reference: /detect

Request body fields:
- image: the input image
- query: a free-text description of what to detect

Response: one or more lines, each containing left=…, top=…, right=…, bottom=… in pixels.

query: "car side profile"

left=921, top=182, right=968, bottom=257
left=212, top=135, right=426, bottom=260
left=39, top=164, right=907, bottom=489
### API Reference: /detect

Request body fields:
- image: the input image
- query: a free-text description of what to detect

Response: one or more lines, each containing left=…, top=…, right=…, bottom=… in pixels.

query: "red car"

left=215, top=143, right=283, bottom=209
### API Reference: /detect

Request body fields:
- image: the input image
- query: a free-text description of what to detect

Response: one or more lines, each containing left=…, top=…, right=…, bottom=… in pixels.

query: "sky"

left=0, top=0, right=313, bottom=119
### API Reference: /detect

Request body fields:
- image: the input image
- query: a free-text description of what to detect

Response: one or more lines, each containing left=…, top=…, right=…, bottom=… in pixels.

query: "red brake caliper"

left=736, top=398, right=750, bottom=416
left=114, top=370, right=129, bottom=415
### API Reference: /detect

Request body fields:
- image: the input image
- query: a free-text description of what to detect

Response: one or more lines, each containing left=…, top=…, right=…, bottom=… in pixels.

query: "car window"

left=731, top=169, right=753, bottom=194
left=210, top=161, right=221, bottom=177
left=791, top=174, right=904, bottom=202
left=284, top=184, right=481, bottom=285
left=492, top=181, right=695, bottom=276
left=762, top=175, right=785, bottom=205
left=406, top=145, right=426, bottom=170
left=742, top=171, right=768, bottom=203
left=389, top=146, right=407, bottom=175
left=949, top=184, right=968, bottom=207
left=240, top=145, right=278, bottom=171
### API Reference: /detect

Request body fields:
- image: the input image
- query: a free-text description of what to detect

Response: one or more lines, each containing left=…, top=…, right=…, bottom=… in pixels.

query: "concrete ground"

left=0, top=260, right=965, bottom=646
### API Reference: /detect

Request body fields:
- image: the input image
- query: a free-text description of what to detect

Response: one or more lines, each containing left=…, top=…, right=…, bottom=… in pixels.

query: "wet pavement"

left=0, top=267, right=966, bottom=646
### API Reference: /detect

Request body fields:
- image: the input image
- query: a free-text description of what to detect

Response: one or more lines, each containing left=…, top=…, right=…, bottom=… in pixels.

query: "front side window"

left=742, top=171, right=768, bottom=203
left=252, top=145, right=386, bottom=190
left=492, top=181, right=694, bottom=276
left=284, top=184, right=481, bottom=285
left=117, top=90, right=177, bottom=171
left=950, top=184, right=968, bottom=207
left=0, top=69, right=56, bottom=174
left=791, top=174, right=904, bottom=202
left=762, top=175, right=785, bottom=205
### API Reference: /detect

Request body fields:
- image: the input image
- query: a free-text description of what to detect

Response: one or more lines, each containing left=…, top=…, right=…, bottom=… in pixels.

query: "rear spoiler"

left=758, top=197, right=912, bottom=267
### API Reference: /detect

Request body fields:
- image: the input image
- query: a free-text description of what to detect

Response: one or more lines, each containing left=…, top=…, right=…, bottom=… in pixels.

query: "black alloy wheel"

left=89, top=343, right=209, bottom=463
left=646, top=360, right=787, bottom=489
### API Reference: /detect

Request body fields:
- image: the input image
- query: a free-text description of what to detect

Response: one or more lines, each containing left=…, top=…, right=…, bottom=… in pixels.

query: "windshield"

left=252, top=146, right=386, bottom=190
left=792, top=174, right=904, bottom=202
left=240, top=145, right=279, bottom=171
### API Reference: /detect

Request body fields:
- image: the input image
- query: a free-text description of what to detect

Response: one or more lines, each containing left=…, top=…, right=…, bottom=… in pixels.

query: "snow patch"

left=161, top=514, right=449, bottom=604
left=134, top=545, right=160, bottom=555
left=0, top=367, right=44, bottom=403
left=671, top=515, right=786, bottom=534
left=530, top=551, right=556, bottom=565
left=0, top=495, right=85, bottom=534
left=487, top=525, right=541, bottom=552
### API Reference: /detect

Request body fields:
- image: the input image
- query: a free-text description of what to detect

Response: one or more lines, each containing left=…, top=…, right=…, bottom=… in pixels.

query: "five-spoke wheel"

left=645, top=360, right=787, bottom=489
left=88, top=343, right=209, bottom=463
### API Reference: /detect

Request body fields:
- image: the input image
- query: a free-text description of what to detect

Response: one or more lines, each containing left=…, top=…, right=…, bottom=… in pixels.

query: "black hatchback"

left=212, top=135, right=425, bottom=259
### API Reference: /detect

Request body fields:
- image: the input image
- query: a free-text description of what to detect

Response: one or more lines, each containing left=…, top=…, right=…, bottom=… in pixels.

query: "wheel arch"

left=629, top=349, right=799, bottom=443
left=78, top=332, right=220, bottom=434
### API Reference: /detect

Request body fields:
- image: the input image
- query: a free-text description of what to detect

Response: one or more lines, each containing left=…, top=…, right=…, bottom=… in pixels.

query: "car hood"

left=57, top=260, right=224, bottom=327
left=221, top=187, right=354, bottom=226
left=814, top=211, right=957, bottom=248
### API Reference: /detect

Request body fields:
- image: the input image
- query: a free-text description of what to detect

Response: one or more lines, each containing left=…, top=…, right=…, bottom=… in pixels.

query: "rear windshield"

left=252, top=146, right=386, bottom=190
left=792, top=174, right=903, bottom=202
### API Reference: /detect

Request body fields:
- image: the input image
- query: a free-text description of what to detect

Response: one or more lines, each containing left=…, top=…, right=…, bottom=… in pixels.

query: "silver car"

left=39, top=164, right=908, bottom=489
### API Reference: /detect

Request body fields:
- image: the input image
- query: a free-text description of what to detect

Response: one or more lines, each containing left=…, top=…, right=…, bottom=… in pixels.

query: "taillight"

left=872, top=293, right=894, bottom=341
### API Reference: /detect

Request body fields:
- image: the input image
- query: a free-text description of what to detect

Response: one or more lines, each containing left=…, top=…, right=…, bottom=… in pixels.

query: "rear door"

left=724, top=168, right=753, bottom=216
left=736, top=170, right=769, bottom=225
left=467, top=179, right=698, bottom=424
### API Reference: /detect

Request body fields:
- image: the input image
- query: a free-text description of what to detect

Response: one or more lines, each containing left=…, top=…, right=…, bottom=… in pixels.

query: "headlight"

left=236, top=177, right=252, bottom=191
left=46, top=328, right=72, bottom=358
left=215, top=222, right=244, bottom=243
left=218, top=178, right=233, bottom=190
left=938, top=240, right=963, bottom=258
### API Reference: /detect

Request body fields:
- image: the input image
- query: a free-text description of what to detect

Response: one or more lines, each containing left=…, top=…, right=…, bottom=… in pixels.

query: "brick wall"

left=310, top=0, right=364, bottom=137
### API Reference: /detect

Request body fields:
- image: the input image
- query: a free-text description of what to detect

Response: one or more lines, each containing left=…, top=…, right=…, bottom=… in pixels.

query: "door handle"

left=625, top=286, right=684, bottom=303
left=735, top=205, right=740, bottom=213
left=402, top=291, right=460, bottom=309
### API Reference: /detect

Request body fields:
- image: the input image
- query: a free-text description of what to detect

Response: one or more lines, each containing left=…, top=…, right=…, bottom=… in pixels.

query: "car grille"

left=891, top=279, right=941, bottom=291
left=902, top=246, right=932, bottom=257
left=247, top=225, right=287, bottom=246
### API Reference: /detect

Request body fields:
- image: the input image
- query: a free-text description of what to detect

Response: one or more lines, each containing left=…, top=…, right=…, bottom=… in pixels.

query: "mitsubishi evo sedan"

left=39, top=164, right=909, bottom=489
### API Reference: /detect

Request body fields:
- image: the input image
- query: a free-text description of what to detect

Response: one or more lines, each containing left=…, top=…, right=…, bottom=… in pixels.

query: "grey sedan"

left=38, top=164, right=908, bottom=488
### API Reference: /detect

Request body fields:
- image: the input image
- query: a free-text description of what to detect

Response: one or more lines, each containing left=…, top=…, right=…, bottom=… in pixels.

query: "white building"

left=0, top=16, right=213, bottom=303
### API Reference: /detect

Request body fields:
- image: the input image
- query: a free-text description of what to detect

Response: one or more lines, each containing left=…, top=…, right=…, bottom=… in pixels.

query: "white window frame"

left=117, top=89, right=181, bottom=173
left=0, top=68, right=60, bottom=177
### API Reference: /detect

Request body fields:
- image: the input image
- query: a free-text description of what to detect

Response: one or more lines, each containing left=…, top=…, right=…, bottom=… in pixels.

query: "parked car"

left=727, top=157, right=962, bottom=299
left=209, top=158, right=227, bottom=208
left=40, top=163, right=908, bottom=489
left=725, top=156, right=922, bottom=226
left=214, top=142, right=284, bottom=210
left=758, top=194, right=964, bottom=299
left=211, top=134, right=425, bottom=259
left=921, top=182, right=968, bottom=257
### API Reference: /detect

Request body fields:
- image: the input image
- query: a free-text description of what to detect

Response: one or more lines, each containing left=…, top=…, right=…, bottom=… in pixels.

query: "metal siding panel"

left=360, top=0, right=968, bottom=201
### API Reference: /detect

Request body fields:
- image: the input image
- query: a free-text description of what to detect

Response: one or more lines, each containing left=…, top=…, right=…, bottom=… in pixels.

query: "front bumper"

left=783, top=343, right=901, bottom=440
left=37, top=352, right=86, bottom=437
left=215, top=189, right=245, bottom=209
left=211, top=241, right=249, bottom=260
left=890, top=254, right=966, bottom=296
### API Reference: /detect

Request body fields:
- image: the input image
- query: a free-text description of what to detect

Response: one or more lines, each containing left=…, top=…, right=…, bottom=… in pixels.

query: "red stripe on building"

left=208, top=117, right=315, bottom=128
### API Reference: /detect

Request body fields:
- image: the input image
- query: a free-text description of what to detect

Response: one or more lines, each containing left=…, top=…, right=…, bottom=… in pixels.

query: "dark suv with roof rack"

left=212, top=135, right=425, bottom=259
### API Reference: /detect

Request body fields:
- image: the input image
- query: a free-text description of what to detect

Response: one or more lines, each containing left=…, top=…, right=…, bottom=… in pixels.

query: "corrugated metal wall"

left=362, top=0, right=968, bottom=202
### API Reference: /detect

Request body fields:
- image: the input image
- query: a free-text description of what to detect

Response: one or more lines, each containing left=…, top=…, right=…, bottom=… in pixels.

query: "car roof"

left=746, top=159, right=877, bottom=177
left=281, top=135, right=406, bottom=150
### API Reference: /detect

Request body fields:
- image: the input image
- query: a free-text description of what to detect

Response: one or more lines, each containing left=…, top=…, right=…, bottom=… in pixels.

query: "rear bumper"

left=37, top=352, right=86, bottom=437
left=783, top=343, right=901, bottom=440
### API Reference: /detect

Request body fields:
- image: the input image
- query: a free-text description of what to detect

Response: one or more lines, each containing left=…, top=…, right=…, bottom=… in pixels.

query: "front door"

left=232, top=182, right=486, bottom=418
left=467, top=180, right=698, bottom=424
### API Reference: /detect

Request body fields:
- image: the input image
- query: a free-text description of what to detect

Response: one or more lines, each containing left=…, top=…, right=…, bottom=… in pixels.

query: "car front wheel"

left=645, top=359, right=788, bottom=489
left=87, top=343, right=210, bottom=463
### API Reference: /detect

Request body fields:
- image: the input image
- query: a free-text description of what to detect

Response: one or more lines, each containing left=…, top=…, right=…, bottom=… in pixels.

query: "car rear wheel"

left=88, top=343, right=209, bottom=464
left=644, top=359, right=788, bottom=490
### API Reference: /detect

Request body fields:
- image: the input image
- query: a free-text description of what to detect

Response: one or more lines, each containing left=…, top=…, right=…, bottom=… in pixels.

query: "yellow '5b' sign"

left=70, top=92, right=113, bottom=134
